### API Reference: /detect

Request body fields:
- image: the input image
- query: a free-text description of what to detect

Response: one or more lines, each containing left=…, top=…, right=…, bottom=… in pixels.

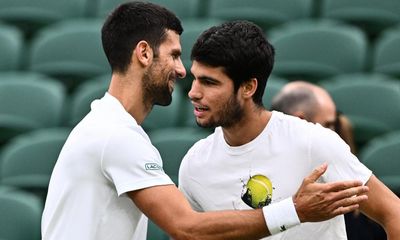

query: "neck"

left=222, top=107, right=272, bottom=146
left=108, top=73, right=151, bottom=125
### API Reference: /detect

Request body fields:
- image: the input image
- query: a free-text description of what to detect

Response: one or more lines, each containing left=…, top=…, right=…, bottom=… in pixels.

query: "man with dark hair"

left=42, top=3, right=369, bottom=239
left=179, top=20, right=400, bottom=239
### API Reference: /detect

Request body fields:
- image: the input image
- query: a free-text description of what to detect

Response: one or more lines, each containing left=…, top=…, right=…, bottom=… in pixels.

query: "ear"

left=134, top=40, right=153, bottom=67
left=241, top=78, right=258, bottom=99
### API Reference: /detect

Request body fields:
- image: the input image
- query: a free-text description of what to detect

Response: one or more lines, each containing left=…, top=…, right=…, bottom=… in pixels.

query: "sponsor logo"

left=145, top=163, right=162, bottom=170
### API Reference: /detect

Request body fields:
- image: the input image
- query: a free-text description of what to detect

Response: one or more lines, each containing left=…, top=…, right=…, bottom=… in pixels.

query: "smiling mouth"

left=195, top=106, right=208, bottom=111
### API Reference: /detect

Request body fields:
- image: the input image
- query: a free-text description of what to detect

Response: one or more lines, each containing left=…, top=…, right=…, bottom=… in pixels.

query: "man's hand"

left=293, top=163, right=369, bottom=222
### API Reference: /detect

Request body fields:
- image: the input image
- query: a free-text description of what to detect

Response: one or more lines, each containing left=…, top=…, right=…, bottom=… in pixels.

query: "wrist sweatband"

left=262, top=197, right=301, bottom=235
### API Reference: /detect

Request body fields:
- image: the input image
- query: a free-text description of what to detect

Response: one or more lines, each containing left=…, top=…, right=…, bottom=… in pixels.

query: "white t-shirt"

left=179, top=111, right=372, bottom=240
left=42, top=93, right=173, bottom=240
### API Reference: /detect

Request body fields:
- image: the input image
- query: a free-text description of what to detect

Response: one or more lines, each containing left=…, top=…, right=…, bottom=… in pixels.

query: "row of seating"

left=1, top=0, right=400, bottom=38
left=0, top=185, right=168, bottom=240
left=2, top=18, right=400, bottom=91
left=1, top=71, right=400, bottom=147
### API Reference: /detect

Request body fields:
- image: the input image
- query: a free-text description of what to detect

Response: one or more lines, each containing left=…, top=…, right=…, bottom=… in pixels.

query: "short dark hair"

left=101, top=1, right=183, bottom=73
left=191, top=20, right=275, bottom=106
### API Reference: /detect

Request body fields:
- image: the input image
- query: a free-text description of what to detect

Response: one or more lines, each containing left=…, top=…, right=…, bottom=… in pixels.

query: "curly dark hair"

left=191, top=20, right=275, bottom=106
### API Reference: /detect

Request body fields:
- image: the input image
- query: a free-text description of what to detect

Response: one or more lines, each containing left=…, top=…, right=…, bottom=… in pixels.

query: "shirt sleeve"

left=178, top=146, right=204, bottom=212
left=309, top=125, right=372, bottom=185
left=101, top=127, right=174, bottom=196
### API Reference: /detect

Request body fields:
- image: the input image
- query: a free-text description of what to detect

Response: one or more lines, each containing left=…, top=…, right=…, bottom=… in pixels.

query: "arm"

left=128, top=164, right=368, bottom=240
left=360, top=175, right=400, bottom=240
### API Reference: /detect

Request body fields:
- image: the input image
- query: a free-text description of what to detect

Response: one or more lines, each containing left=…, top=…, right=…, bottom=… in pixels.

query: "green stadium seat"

left=94, top=0, right=201, bottom=19
left=263, top=75, right=288, bottom=109
left=0, top=24, right=23, bottom=71
left=320, top=0, right=400, bottom=38
left=321, top=76, right=400, bottom=148
left=0, top=128, right=70, bottom=201
left=372, top=24, right=400, bottom=79
left=0, top=0, right=88, bottom=38
left=207, top=0, right=313, bottom=30
left=268, top=20, right=368, bottom=82
left=149, top=127, right=209, bottom=184
left=0, top=190, right=42, bottom=240
left=360, top=131, right=400, bottom=193
left=0, top=76, right=66, bottom=143
left=68, top=74, right=110, bottom=126
left=28, top=19, right=110, bottom=90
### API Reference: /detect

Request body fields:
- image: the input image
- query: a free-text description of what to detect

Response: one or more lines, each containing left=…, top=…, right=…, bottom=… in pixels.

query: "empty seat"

left=207, top=0, right=313, bottom=30
left=0, top=128, right=70, bottom=200
left=321, top=77, right=400, bottom=148
left=0, top=189, right=43, bottom=240
left=28, top=19, right=110, bottom=90
left=68, top=74, right=110, bottom=126
left=320, top=0, right=400, bottom=38
left=360, top=131, right=400, bottom=193
left=268, top=20, right=368, bottom=82
left=372, top=24, right=400, bottom=78
left=0, top=0, right=88, bottom=38
left=0, top=77, right=66, bottom=143
left=0, top=23, right=23, bottom=71
left=95, top=0, right=201, bottom=19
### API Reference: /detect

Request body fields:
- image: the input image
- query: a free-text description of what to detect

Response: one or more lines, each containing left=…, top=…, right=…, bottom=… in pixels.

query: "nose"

left=188, top=79, right=201, bottom=100
left=176, top=58, right=186, bottom=79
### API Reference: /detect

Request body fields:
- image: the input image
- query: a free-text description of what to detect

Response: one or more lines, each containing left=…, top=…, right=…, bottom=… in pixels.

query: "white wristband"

left=262, top=197, right=301, bottom=235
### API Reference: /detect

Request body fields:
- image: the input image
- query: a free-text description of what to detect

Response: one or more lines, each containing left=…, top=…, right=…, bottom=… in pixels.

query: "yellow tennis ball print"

left=241, top=175, right=273, bottom=209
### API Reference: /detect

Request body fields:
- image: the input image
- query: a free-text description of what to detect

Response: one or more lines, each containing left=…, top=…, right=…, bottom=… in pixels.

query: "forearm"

left=170, top=209, right=269, bottom=240
left=360, top=175, right=400, bottom=240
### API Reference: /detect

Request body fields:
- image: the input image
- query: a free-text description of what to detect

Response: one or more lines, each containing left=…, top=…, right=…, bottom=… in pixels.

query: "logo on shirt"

left=241, top=175, right=273, bottom=209
left=145, top=163, right=162, bottom=171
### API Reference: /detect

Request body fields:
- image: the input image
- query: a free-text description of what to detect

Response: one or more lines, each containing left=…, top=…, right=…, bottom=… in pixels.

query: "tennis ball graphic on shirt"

left=241, top=175, right=273, bottom=209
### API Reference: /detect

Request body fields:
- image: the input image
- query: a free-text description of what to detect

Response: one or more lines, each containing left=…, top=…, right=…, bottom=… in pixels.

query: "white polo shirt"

left=42, top=93, right=173, bottom=240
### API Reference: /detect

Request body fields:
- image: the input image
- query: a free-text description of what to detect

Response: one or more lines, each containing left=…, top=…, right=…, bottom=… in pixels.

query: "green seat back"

left=322, top=77, right=400, bottom=147
left=269, top=20, right=368, bottom=82
left=360, top=131, right=400, bottom=192
left=373, top=25, right=400, bottom=78
left=208, top=0, right=313, bottom=30
left=0, top=128, right=70, bottom=192
left=0, top=24, right=23, bottom=71
left=0, top=190, right=43, bottom=240
left=0, top=77, right=66, bottom=142
left=28, top=19, right=110, bottom=88
left=320, top=0, right=400, bottom=37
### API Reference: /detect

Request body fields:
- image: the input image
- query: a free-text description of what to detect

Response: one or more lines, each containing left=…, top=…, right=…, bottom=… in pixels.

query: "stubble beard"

left=196, top=93, right=245, bottom=129
left=142, top=62, right=173, bottom=108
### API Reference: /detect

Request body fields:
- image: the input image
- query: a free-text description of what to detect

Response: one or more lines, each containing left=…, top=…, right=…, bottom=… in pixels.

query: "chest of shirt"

left=187, top=147, right=312, bottom=211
